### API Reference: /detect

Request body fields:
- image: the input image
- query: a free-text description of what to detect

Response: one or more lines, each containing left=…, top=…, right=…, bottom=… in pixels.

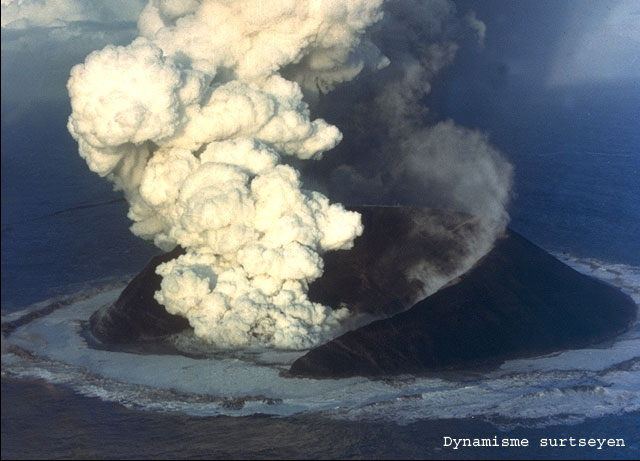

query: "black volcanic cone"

left=290, top=229, right=637, bottom=377
left=89, top=206, right=636, bottom=377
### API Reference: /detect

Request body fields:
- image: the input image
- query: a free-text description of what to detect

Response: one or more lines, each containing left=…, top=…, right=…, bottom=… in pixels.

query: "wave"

left=2, top=255, right=638, bottom=428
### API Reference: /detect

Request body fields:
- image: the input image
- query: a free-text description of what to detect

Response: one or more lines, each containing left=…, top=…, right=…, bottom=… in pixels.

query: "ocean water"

left=2, top=84, right=639, bottom=459
left=440, top=82, right=640, bottom=266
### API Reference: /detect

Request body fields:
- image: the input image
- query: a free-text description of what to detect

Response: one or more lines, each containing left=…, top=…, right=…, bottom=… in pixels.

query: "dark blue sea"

left=2, top=82, right=639, bottom=459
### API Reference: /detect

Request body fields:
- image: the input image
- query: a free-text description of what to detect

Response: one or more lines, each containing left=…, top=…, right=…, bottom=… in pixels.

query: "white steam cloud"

left=67, top=0, right=388, bottom=349
left=67, top=0, right=513, bottom=349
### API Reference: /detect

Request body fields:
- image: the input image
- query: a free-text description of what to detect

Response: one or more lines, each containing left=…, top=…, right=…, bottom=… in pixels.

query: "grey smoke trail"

left=301, top=0, right=513, bottom=301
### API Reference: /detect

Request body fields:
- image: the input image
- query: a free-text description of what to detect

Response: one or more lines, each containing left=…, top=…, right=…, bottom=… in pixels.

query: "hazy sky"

left=1, top=0, right=144, bottom=106
left=2, top=0, right=638, bottom=113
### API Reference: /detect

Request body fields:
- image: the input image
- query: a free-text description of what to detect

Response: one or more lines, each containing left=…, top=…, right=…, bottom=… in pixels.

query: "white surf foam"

left=2, top=255, right=638, bottom=427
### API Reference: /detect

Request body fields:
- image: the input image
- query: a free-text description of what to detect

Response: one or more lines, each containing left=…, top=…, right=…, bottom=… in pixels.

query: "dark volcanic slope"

left=90, top=247, right=189, bottom=343
left=290, top=229, right=637, bottom=378
left=309, top=206, right=485, bottom=316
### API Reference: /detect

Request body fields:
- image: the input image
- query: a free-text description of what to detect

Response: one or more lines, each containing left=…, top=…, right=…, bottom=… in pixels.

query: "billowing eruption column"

left=67, top=0, right=389, bottom=349
left=68, top=0, right=513, bottom=349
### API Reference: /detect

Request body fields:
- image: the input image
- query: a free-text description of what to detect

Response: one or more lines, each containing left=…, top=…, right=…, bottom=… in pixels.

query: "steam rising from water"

left=67, top=0, right=512, bottom=349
